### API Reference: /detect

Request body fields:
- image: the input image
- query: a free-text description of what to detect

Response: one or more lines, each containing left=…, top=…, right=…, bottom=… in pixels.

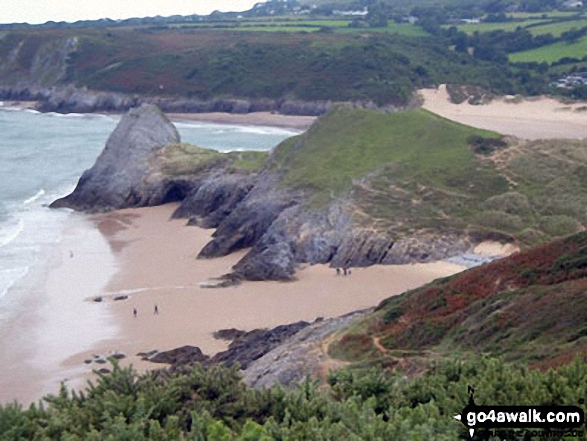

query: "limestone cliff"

left=50, top=104, right=182, bottom=212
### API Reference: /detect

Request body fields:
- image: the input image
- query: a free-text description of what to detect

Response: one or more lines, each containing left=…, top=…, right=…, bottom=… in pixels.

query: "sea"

left=0, top=107, right=298, bottom=325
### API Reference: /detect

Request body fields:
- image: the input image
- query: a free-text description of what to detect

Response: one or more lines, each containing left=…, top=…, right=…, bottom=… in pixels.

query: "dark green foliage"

left=1, top=356, right=586, bottom=439
left=468, top=134, right=508, bottom=155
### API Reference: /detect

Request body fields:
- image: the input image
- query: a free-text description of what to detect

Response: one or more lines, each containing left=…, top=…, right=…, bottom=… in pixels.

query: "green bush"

left=1, top=356, right=586, bottom=439
left=475, top=210, right=524, bottom=233
left=483, top=191, right=532, bottom=216
left=539, top=215, right=583, bottom=238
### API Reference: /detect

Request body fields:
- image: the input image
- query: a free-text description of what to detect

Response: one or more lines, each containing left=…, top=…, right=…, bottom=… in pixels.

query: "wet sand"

left=0, top=213, right=118, bottom=405
left=420, top=85, right=587, bottom=140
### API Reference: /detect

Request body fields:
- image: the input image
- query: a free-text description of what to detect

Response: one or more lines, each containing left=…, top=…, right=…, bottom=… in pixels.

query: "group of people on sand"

left=335, top=267, right=352, bottom=276
left=133, top=304, right=159, bottom=318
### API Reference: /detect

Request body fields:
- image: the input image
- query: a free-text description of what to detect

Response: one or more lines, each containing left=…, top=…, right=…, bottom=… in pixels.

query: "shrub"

left=539, top=215, right=583, bottom=238
left=475, top=210, right=523, bottom=233
left=483, top=191, right=532, bottom=216
left=468, top=135, right=508, bottom=155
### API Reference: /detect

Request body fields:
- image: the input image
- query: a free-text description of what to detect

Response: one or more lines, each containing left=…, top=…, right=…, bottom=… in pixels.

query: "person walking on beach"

left=133, top=307, right=137, bottom=318
left=154, top=304, right=159, bottom=315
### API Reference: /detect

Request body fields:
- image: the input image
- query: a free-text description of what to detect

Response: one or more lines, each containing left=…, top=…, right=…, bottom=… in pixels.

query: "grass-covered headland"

left=268, top=107, right=587, bottom=245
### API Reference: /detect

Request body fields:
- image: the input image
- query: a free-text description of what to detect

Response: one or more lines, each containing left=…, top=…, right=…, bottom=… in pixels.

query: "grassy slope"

left=271, top=107, right=499, bottom=195
left=331, top=232, right=587, bottom=369
left=270, top=108, right=587, bottom=242
left=510, top=35, right=587, bottom=62
left=154, top=143, right=268, bottom=177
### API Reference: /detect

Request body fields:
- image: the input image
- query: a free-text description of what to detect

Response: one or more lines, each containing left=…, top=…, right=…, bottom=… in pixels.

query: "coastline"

left=0, top=101, right=316, bottom=131
left=0, top=212, right=118, bottom=405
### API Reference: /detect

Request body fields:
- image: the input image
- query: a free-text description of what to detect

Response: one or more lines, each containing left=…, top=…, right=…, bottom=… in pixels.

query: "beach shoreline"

left=0, top=101, right=316, bottom=130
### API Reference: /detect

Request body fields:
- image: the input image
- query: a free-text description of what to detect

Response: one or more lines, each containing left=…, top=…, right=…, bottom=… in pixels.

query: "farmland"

left=171, top=19, right=428, bottom=37
left=527, top=18, right=587, bottom=36
left=448, top=19, right=551, bottom=35
left=510, top=35, right=587, bottom=63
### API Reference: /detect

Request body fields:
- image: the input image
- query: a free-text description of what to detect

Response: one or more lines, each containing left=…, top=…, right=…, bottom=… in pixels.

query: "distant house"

left=333, top=8, right=368, bottom=16
left=562, top=0, right=583, bottom=8
left=460, top=18, right=482, bottom=24
left=402, top=15, right=419, bottom=24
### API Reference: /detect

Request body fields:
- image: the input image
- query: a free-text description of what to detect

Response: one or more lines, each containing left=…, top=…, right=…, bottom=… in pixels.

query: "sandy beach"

left=420, top=85, right=587, bottom=139
left=81, top=204, right=465, bottom=372
left=0, top=203, right=466, bottom=405
left=0, top=101, right=316, bottom=131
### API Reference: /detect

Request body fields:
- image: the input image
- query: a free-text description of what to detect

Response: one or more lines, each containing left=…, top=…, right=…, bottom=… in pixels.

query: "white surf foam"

left=23, top=189, right=46, bottom=206
left=0, top=219, right=24, bottom=248
left=0, top=266, right=29, bottom=300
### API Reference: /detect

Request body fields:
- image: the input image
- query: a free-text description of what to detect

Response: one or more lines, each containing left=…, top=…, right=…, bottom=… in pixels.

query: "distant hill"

left=0, top=25, right=544, bottom=106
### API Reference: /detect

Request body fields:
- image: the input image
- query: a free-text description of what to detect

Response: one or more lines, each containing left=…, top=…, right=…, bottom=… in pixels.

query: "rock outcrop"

left=210, top=321, right=311, bottom=369
left=149, top=346, right=210, bottom=365
left=0, top=84, right=331, bottom=116
left=50, top=104, right=182, bottom=212
left=243, top=310, right=371, bottom=389
left=51, top=104, right=475, bottom=281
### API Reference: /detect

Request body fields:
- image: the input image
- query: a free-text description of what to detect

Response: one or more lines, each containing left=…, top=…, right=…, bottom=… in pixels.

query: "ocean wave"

left=0, top=219, right=24, bottom=248
left=0, top=266, right=29, bottom=300
left=23, top=109, right=40, bottom=115
left=176, top=121, right=300, bottom=136
left=23, top=189, right=46, bottom=205
left=47, top=112, right=86, bottom=118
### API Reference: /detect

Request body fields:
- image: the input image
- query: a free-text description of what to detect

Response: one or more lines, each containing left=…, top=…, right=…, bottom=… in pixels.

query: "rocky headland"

left=53, top=102, right=587, bottom=284
left=51, top=104, right=477, bottom=283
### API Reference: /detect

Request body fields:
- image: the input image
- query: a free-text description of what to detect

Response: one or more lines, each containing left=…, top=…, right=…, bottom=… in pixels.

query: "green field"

left=223, top=25, right=321, bottom=32
left=447, top=19, right=550, bottom=34
left=174, top=19, right=427, bottom=36
left=508, top=11, right=580, bottom=19
left=510, top=35, right=587, bottom=62
left=527, top=18, right=587, bottom=36
left=337, top=22, right=429, bottom=36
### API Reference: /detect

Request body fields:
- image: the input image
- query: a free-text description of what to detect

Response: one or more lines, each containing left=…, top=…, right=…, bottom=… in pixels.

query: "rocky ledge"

left=140, top=312, right=370, bottom=389
left=0, top=84, right=331, bottom=116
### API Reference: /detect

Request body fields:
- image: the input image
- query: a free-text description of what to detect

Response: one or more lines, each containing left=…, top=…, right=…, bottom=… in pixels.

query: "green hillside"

left=270, top=108, right=587, bottom=243
left=0, top=26, right=548, bottom=106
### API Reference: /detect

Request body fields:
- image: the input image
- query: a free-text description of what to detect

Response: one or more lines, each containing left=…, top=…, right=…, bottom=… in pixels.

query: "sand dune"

left=420, top=85, right=587, bottom=140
